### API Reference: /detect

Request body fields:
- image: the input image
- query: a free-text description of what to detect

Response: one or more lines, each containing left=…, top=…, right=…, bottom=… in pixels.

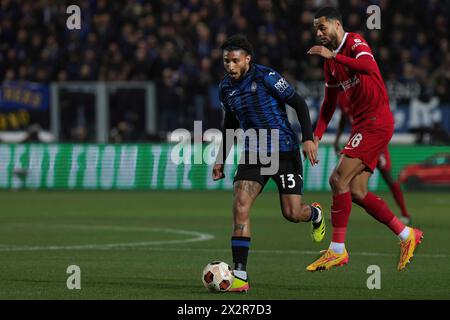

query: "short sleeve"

left=263, top=70, right=295, bottom=102
left=349, top=34, right=374, bottom=60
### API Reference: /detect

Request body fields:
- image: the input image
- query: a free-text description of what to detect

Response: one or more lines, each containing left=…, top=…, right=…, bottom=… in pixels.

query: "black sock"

left=231, top=236, right=250, bottom=274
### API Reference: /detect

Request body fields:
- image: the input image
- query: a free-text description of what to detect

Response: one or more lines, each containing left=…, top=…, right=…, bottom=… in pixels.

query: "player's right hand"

left=312, top=136, right=321, bottom=165
left=302, top=140, right=318, bottom=166
left=212, top=163, right=225, bottom=181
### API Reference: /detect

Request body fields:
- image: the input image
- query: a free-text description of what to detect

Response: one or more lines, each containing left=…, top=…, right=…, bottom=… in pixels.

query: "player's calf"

left=281, top=204, right=311, bottom=222
left=280, top=201, right=325, bottom=242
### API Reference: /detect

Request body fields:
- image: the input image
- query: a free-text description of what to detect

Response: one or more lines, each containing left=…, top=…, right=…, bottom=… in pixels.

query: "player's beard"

left=230, top=64, right=249, bottom=81
left=329, top=31, right=341, bottom=50
left=321, top=31, right=339, bottom=51
left=317, top=35, right=337, bottom=51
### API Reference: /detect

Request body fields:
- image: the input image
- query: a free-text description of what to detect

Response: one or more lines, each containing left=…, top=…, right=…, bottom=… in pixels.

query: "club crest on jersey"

left=351, top=39, right=369, bottom=50
left=251, top=82, right=257, bottom=92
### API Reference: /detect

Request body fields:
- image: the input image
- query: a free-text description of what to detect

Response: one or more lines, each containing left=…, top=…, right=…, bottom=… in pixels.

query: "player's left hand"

left=302, top=140, right=318, bottom=166
left=307, top=45, right=336, bottom=59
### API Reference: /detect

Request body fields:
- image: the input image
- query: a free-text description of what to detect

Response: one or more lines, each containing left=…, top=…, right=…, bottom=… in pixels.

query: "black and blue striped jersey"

left=219, top=63, right=299, bottom=153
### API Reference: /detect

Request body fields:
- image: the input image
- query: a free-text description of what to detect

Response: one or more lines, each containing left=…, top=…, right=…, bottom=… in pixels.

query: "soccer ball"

left=202, top=261, right=234, bottom=292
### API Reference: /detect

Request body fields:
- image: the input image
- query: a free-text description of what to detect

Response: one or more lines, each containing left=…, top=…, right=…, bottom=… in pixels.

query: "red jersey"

left=315, top=32, right=394, bottom=138
left=337, top=91, right=352, bottom=123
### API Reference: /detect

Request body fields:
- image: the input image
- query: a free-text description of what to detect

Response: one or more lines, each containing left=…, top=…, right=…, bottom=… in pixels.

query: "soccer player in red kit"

left=306, top=7, right=423, bottom=271
left=334, top=91, right=412, bottom=225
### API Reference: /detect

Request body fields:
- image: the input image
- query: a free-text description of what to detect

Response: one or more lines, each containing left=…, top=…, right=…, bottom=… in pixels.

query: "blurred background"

left=1, top=1, right=450, bottom=301
left=0, top=0, right=449, bottom=191
left=1, top=0, right=449, bottom=142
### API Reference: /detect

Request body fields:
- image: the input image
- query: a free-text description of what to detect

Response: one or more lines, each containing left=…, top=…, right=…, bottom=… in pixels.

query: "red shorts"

left=376, top=145, right=391, bottom=171
left=341, top=120, right=394, bottom=172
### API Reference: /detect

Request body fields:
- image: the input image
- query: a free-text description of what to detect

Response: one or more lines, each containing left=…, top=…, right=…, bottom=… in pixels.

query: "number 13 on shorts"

left=279, top=174, right=302, bottom=189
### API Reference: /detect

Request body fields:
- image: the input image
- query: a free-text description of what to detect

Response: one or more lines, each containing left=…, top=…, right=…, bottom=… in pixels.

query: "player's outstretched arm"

left=308, top=45, right=377, bottom=74
left=286, top=93, right=313, bottom=142
left=314, top=86, right=339, bottom=140
left=213, top=111, right=239, bottom=181
left=286, top=93, right=317, bottom=166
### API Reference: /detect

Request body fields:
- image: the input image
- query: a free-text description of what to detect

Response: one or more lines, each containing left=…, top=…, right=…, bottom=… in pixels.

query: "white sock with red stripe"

left=329, top=241, right=345, bottom=254
left=398, top=227, right=411, bottom=241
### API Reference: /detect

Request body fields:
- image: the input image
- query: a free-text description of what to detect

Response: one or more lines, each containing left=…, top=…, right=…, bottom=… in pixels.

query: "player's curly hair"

left=314, top=7, right=342, bottom=23
left=221, top=34, right=254, bottom=56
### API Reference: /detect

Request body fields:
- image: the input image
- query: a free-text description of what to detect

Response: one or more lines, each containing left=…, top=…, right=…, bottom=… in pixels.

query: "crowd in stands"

left=0, top=0, right=449, bottom=140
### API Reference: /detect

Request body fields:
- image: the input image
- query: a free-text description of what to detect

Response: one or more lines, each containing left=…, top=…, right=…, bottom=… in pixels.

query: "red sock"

left=331, top=192, right=352, bottom=243
left=389, top=182, right=410, bottom=218
left=355, top=192, right=405, bottom=235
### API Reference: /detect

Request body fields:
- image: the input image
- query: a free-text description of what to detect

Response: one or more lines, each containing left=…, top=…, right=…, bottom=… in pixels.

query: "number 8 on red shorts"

left=341, top=122, right=393, bottom=172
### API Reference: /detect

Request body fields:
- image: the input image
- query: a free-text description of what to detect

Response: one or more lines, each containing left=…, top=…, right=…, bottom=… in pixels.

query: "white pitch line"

left=0, top=225, right=214, bottom=251
left=130, top=247, right=450, bottom=259
left=0, top=243, right=448, bottom=259
left=2, top=223, right=207, bottom=234
left=0, top=224, right=448, bottom=259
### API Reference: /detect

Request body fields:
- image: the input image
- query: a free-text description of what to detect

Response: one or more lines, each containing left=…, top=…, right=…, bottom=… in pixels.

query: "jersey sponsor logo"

left=341, top=76, right=360, bottom=90
left=274, top=78, right=289, bottom=93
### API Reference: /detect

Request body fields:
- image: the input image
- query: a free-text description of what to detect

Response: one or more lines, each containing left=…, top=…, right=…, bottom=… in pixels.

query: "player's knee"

left=233, top=198, right=250, bottom=220
left=328, top=173, right=339, bottom=189
left=350, top=188, right=367, bottom=202
left=329, top=173, right=347, bottom=193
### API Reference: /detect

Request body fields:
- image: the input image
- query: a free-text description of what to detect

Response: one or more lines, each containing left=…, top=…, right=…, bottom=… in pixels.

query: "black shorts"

left=233, top=150, right=304, bottom=195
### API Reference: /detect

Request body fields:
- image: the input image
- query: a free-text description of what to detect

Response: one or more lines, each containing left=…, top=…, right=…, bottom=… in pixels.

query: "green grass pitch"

left=0, top=190, right=449, bottom=300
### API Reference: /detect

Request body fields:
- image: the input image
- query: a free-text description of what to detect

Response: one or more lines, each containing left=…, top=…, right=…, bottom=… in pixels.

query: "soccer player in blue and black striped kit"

left=212, top=35, right=326, bottom=292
